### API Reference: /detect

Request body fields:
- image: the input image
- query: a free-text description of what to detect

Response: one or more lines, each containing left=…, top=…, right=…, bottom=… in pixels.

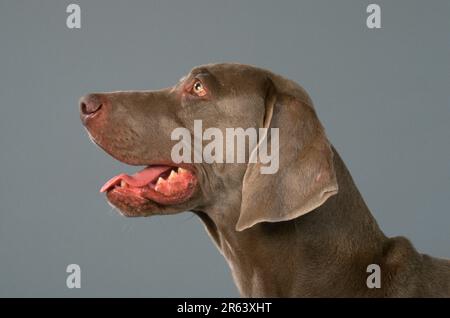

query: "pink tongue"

left=100, top=166, right=172, bottom=193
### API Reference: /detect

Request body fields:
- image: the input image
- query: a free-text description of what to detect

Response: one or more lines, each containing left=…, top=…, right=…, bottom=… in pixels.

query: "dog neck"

left=195, top=147, right=388, bottom=297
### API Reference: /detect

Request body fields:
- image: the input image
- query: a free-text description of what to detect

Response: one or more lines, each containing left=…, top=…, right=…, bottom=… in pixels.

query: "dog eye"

left=192, top=80, right=207, bottom=97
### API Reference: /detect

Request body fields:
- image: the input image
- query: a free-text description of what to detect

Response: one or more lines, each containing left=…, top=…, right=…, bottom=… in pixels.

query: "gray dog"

left=80, top=63, right=450, bottom=297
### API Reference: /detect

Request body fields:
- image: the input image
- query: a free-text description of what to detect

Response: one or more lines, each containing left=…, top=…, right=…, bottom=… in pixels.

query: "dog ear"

left=236, top=79, right=338, bottom=231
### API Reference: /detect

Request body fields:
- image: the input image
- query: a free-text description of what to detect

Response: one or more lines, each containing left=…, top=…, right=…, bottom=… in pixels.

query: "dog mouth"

left=100, top=165, right=198, bottom=207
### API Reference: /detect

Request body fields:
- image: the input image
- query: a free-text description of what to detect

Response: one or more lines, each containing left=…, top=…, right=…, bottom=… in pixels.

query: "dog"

left=80, top=63, right=450, bottom=297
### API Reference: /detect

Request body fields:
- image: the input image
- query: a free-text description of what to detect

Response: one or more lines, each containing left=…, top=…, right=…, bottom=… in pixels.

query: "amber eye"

left=192, top=80, right=207, bottom=96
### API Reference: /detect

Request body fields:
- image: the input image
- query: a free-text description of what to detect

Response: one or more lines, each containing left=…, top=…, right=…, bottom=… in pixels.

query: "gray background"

left=0, top=0, right=449, bottom=297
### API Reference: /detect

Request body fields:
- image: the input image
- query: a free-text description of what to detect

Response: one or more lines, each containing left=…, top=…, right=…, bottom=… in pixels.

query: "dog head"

left=80, top=63, right=337, bottom=229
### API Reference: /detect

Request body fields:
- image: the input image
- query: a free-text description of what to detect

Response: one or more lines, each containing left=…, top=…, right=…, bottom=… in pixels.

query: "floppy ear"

left=236, top=80, right=338, bottom=231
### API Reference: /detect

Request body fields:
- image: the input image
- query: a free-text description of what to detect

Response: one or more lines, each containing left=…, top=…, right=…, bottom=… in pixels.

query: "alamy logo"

left=366, top=4, right=381, bottom=29
left=66, top=4, right=81, bottom=29
left=66, top=264, right=81, bottom=289
left=171, top=120, right=279, bottom=174
left=366, top=264, right=381, bottom=289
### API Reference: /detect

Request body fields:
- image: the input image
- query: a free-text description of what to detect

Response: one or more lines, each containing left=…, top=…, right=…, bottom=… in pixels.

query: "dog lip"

left=102, top=164, right=198, bottom=208
left=100, top=165, right=172, bottom=193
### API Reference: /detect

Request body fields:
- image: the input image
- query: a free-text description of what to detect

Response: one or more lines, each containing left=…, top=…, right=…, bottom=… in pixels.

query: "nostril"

left=91, top=102, right=103, bottom=113
left=80, top=95, right=103, bottom=116
left=80, top=102, right=88, bottom=114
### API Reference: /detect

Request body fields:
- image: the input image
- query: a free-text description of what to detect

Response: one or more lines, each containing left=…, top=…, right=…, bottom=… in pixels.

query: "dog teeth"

left=156, top=177, right=164, bottom=186
left=168, top=170, right=178, bottom=180
left=120, top=180, right=128, bottom=188
left=154, top=177, right=164, bottom=192
left=178, top=168, right=188, bottom=174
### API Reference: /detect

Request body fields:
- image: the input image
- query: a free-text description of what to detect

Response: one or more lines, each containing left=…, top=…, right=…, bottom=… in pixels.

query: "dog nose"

left=79, top=94, right=104, bottom=123
left=80, top=94, right=103, bottom=115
